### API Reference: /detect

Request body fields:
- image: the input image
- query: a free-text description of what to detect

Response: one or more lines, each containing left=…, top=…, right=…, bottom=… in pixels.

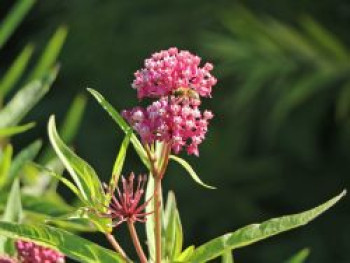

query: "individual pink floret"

left=15, top=240, right=65, bottom=263
left=122, top=96, right=213, bottom=156
left=132, top=47, right=217, bottom=99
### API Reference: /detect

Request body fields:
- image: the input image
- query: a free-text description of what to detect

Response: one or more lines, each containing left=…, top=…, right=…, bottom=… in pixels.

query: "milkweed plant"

left=0, top=3, right=346, bottom=262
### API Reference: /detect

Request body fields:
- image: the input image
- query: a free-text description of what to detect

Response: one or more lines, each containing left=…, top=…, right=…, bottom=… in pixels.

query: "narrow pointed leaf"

left=0, top=68, right=58, bottom=128
left=0, top=44, right=34, bottom=97
left=188, top=191, right=346, bottom=262
left=48, top=116, right=104, bottom=206
left=0, top=0, right=36, bottom=49
left=6, top=140, right=42, bottom=187
left=87, top=88, right=149, bottom=169
left=0, top=222, right=124, bottom=262
left=285, top=248, right=310, bottom=263
left=221, top=250, right=234, bottom=263
left=0, top=145, right=13, bottom=189
left=108, top=131, right=131, bottom=202
left=145, top=173, right=155, bottom=261
left=169, top=155, right=216, bottom=189
left=27, top=26, right=68, bottom=81
left=0, top=179, right=22, bottom=254
left=0, top=122, right=35, bottom=138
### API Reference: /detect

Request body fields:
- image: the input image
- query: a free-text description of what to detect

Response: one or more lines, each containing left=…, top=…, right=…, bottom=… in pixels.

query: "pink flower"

left=104, top=173, right=153, bottom=227
left=132, top=47, right=217, bottom=99
left=15, top=240, right=65, bottom=263
left=122, top=96, right=213, bottom=156
left=0, top=255, right=17, bottom=263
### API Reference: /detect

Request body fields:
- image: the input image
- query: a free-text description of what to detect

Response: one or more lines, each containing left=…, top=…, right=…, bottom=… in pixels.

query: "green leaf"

left=285, top=248, right=310, bottom=263
left=48, top=116, right=104, bottom=207
left=145, top=173, right=155, bottom=261
left=221, top=250, right=234, bottom=263
left=0, top=122, right=35, bottom=138
left=0, top=145, right=13, bottom=189
left=40, top=94, right=87, bottom=163
left=0, top=0, right=36, bottom=49
left=0, top=44, right=34, bottom=98
left=0, top=179, right=22, bottom=254
left=0, top=68, right=58, bottom=128
left=27, top=26, right=68, bottom=81
left=188, top=190, right=346, bottom=262
left=0, top=222, right=125, bottom=262
left=107, top=131, right=132, bottom=202
left=164, top=191, right=183, bottom=261
left=6, top=140, right=42, bottom=187
left=175, top=245, right=195, bottom=262
left=169, top=155, right=216, bottom=189
left=87, top=88, right=150, bottom=169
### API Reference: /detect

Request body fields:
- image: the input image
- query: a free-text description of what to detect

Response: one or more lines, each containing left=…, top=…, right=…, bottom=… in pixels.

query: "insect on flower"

left=172, top=87, right=200, bottom=101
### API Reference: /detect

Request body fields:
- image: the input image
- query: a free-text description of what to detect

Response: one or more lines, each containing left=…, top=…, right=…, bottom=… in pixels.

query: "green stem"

left=105, top=233, right=129, bottom=262
left=154, top=176, right=162, bottom=263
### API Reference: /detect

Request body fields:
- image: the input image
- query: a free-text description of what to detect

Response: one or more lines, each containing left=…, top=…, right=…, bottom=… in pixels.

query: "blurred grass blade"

left=27, top=26, right=68, bottom=81
left=169, top=155, right=216, bottom=189
left=0, top=67, right=58, bottom=128
left=40, top=94, right=87, bottom=163
left=87, top=88, right=150, bottom=169
left=0, top=0, right=36, bottom=49
left=221, top=250, right=234, bottom=263
left=6, top=140, right=42, bottom=188
left=0, top=179, right=22, bottom=254
left=0, top=145, right=13, bottom=189
left=285, top=248, right=310, bottom=263
left=0, top=44, right=34, bottom=98
left=0, top=122, right=35, bottom=138
left=48, top=116, right=104, bottom=206
left=188, top=191, right=346, bottom=262
left=107, top=131, right=132, bottom=202
left=0, top=222, right=124, bottom=262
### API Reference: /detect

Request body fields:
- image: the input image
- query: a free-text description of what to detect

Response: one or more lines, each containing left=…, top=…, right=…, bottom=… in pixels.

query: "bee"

left=172, top=87, right=200, bottom=101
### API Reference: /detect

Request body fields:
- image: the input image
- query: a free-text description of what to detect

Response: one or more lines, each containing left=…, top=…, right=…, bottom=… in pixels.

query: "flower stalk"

left=105, top=233, right=128, bottom=261
left=127, top=219, right=147, bottom=263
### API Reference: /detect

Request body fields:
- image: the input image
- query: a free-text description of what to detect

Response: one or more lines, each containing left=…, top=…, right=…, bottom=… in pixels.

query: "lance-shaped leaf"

left=221, top=250, right=234, bottom=263
left=27, top=26, right=68, bottom=81
left=5, top=140, right=42, bottom=188
left=48, top=116, right=104, bottom=206
left=0, top=123, right=35, bottom=138
left=145, top=174, right=155, bottom=261
left=0, top=0, right=36, bottom=49
left=107, top=131, right=132, bottom=203
left=0, top=44, right=34, bottom=98
left=0, top=222, right=125, bottom=262
left=169, top=155, right=216, bottom=189
left=0, top=68, right=58, bottom=128
left=285, top=248, right=310, bottom=263
left=87, top=88, right=150, bottom=169
left=187, top=190, right=346, bottom=262
left=0, top=179, right=22, bottom=254
left=163, top=191, right=183, bottom=261
left=0, top=145, right=13, bottom=189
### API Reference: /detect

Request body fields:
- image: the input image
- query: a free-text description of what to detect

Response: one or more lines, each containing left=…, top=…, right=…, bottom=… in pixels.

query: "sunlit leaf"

left=0, top=44, right=34, bottom=98
left=0, top=145, right=13, bottom=189
left=0, top=222, right=124, bottom=262
left=169, top=155, right=216, bottom=189
left=221, top=250, right=234, bottom=263
left=0, top=68, right=58, bottom=128
left=0, top=122, right=35, bottom=139
left=48, top=116, right=104, bottom=206
left=187, top=191, right=346, bottom=262
left=0, top=0, right=36, bottom=49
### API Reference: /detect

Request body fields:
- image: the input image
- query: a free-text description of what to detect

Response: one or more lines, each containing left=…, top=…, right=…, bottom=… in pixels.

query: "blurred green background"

left=1, top=0, right=349, bottom=262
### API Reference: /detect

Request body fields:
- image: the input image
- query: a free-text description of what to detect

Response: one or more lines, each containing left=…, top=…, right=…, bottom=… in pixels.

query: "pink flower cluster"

left=0, top=255, right=17, bottom=263
left=132, top=47, right=216, bottom=99
left=122, top=96, right=213, bottom=156
left=15, top=240, right=65, bottom=263
left=124, top=48, right=216, bottom=156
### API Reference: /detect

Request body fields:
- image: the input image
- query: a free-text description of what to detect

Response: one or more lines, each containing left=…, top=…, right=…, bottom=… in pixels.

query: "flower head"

left=0, top=255, right=17, bottom=263
left=122, top=96, right=213, bottom=156
left=132, top=47, right=217, bottom=99
left=105, top=173, right=152, bottom=227
left=15, top=240, right=65, bottom=263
